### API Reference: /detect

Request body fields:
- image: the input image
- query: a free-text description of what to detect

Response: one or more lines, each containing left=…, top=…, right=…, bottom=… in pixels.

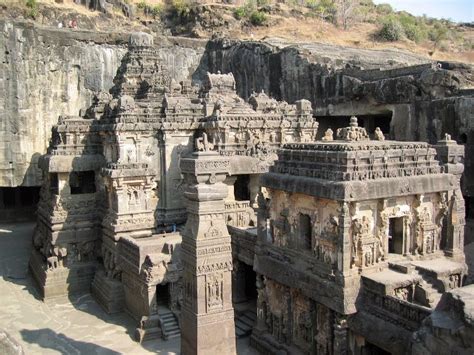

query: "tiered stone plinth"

left=180, top=151, right=236, bottom=355
left=91, top=269, right=125, bottom=314
left=29, top=249, right=97, bottom=299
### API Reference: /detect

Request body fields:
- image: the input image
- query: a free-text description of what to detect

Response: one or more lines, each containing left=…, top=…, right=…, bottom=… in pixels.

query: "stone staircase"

left=234, top=310, right=257, bottom=338
left=157, top=306, right=181, bottom=340
left=388, top=261, right=443, bottom=308
left=416, top=279, right=443, bottom=308
left=413, top=267, right=445, bottom=308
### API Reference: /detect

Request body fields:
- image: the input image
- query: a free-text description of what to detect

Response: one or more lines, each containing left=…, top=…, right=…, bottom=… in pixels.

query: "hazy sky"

left=373, top=0, right=473, bottom=23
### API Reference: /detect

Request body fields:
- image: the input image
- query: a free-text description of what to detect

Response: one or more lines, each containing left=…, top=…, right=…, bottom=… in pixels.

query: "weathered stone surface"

left=0, top=330, right=24, bottom=355
left=0, top=20, right=127, bottom=187
left=412, top=284, right=474, bottom=355
left=253, top=119, right=467, bottom=354
left=0, top=20, right=206, bottom=188
left=180, top=151, right=236, bottom=355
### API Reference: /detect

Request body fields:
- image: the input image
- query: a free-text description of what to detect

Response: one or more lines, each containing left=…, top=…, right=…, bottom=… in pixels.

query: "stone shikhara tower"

left=180, top=148, right=236, bottom=354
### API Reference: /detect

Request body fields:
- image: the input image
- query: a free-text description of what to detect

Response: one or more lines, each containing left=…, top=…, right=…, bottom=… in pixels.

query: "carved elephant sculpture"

left=47, top=256, right=59, bottom=270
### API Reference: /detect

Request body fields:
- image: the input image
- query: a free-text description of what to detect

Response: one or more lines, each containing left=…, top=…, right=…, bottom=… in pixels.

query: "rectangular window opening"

left=69, top=171, right=96, bottom=195
left=299, top=213, right=312, bottom=250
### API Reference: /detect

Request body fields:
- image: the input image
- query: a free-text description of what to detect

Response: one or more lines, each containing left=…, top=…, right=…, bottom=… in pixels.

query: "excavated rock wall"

left=0, top=21, right=206, bottom=187
left=0, top=21, right=127, bottom=187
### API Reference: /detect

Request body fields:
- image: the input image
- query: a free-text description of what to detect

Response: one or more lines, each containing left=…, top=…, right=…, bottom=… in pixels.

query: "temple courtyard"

left=0, top=221, right=256, bottom=354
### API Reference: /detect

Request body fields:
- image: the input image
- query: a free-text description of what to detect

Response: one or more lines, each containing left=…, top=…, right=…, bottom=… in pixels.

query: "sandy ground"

left=0, top=222, right=257, bottom=354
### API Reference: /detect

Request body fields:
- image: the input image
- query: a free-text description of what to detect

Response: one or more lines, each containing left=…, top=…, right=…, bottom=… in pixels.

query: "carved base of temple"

left=181, top=308, right=237, bottom=355
left=134, top=314, right=162, bottom=343
left=250, top=329, right=304, bottom=355
left=91, top=269, right=125, bottom=314
left=155, top=207, right=187, bottom=228
left=29, top=249, right=97, bottom=299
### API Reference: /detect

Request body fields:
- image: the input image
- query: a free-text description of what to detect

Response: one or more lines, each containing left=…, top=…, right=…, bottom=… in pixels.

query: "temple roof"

left=261, top=117, right=457, bottom=201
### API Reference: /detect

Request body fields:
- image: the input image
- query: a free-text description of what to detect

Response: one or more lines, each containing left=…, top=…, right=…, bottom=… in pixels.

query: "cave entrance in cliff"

left=0, top=187, right=41, bottom=222
left=315, top=113, right=392, bottom=140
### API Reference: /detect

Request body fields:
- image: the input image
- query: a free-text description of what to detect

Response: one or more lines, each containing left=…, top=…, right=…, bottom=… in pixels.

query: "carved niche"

left=206, top=273, right=224, bottom=311
left=314, top=214, right=338, bottom=267
left=351, top=215, right=378, bottom=269
left=414, top=198, right=438, bottom=255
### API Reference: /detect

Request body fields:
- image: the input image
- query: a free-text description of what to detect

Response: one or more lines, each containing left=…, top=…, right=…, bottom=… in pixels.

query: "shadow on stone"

left=19, top=328, right=120, bottom=355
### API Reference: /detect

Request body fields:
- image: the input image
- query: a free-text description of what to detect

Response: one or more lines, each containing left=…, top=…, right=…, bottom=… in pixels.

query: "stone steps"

left=235, top=310, right=256, bottom=338
left=418, top=280, right=443, bottom=308
left=158, top=307, right=181, bottom=340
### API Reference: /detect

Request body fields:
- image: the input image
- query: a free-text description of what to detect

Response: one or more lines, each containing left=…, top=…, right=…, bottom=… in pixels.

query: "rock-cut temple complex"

left=27, top=33, right=473, bottom=354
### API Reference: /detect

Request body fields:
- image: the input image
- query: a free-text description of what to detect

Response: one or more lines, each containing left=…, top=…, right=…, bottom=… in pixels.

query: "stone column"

left=339, top=201, right=352, bottom=274
left=434, top=137, right=465, bottom=259
left=180, top=151, right=236, bottom=355
left=249, top=174, right=260, bottom=208
left=224, top=175, right=237, bottom=201
left=333, top=314, right=348, bottom=355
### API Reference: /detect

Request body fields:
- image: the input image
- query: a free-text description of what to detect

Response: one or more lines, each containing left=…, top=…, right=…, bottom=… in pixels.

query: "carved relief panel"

left=206, top=272, right=224, bottom=311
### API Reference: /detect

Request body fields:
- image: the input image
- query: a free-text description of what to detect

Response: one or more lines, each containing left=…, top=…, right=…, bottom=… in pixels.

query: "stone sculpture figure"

left=195, top=132, right=214, bottom=152
left=322, top=128, right=334, bottom=141
left=374, top=127, right=385, bottom=141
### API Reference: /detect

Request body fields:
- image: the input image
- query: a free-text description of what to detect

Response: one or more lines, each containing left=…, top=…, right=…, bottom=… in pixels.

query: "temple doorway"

left=156, top=283, right=170, bottom=307
left=233, top=261, right=257, bottom=338
left=234, top=175, right=250, bottom=201
left=388, top=217, right=404, bottom=254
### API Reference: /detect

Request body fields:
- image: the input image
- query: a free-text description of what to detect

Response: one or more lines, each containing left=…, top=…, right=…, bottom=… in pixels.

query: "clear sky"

left=373, top=0, right=473, bottom=23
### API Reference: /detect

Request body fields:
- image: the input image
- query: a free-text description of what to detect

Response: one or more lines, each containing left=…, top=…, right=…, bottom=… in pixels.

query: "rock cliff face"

left=0, top=21, right=127, bottom=187
left=0, top=21, right=206, bottom=187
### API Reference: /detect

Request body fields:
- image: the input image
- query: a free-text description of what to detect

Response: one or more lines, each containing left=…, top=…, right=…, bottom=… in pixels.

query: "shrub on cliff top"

left=250, top=10, right=267, bottom=26
left=170, top=0, right=192, bottom=18
left=377, top=16, right=404, bottom=41
left=25, top=0, right=38, bottom=19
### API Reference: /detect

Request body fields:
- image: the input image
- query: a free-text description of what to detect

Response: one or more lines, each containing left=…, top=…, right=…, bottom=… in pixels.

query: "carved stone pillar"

left=224, top=175, right=237, bottom=201
left=249, top=174, right=260, bottom=208
left=180, top=151, right=236, bottom=355
left=434, top=137, right=465, bottom=259
left=333, top=313, right=348, bottom=355
left=257, top=192, right=270, bottom=244
left=339, top=202, right=352, bottom=273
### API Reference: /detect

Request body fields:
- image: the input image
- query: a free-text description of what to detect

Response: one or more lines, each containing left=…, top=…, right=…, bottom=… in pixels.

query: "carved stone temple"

left=29, top=33, right=317, bottom=343
left=28, top=33, right=473, bottom=354
left=253, top=119, right=468, bottom=354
